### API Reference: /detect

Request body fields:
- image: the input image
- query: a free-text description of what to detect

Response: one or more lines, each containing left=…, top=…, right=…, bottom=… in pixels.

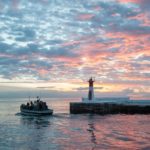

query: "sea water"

left=0, top=98, right=150, bottom=150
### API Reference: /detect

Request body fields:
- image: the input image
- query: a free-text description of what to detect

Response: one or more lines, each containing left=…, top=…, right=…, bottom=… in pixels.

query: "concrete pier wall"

left=70, top=102, right=150, bottom=114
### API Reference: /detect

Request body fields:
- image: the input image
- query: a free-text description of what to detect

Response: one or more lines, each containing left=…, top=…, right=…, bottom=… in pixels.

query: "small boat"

left=20, top=108, right=53, bottom=116
left=20, top=96, right=53, bottom=116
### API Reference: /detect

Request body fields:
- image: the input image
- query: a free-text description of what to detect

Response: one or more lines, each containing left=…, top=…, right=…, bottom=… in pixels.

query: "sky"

left=0, top=0, right=150, bottom=99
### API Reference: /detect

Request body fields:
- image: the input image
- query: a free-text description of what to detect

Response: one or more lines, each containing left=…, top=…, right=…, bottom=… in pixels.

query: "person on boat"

left=37, top=96, right=40, bottom=102
left=21, top=96, right=49, bottom=111
left=30, top=101, right=34, bottom=110
left=39, top=101, right=42, bottom=110
left=31, top=101, right=33, bottom=106
left=26, top=102, right=29, bottom=109
left=42, top=102, right=48, bottom=110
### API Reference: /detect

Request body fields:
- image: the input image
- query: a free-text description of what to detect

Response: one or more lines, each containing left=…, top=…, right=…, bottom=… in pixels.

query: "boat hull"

left=20, top=108, right=53, bottom=116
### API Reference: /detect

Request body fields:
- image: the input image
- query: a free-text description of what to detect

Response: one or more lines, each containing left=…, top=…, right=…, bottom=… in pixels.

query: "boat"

left=20, top=96, right=53, bottom=116
left=20, top=108, right=53, bottom=116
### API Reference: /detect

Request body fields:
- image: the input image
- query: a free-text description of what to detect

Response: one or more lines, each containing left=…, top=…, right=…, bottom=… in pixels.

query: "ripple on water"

left=0, top=99, right=150, bottom=150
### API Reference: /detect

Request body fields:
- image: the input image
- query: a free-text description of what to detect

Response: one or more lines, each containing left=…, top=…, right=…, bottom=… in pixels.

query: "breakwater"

left=70, top=102, right=150, bottom=114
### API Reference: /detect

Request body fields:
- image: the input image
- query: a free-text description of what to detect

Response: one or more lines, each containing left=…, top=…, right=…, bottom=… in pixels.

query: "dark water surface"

left=0, top=98, right=150, bottom=150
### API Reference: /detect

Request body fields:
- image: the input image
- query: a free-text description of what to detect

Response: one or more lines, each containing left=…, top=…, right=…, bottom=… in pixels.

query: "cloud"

left=15, top=27, right=36, bottom=41
left=0, top=0, right=149, bottom=99
left=136, top=55, right=150, bottom=61
left=37, top=86, right=55, bottom=89
left=118, top=0, right=150, bottom=11
left=75, top=87, right=103, bottom=91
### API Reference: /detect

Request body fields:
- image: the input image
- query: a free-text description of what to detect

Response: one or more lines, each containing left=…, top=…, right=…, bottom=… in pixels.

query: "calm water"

left=0, top=98, right=150, bottom=150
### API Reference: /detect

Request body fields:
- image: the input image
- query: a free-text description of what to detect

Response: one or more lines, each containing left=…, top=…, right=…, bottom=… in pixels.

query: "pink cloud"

left=77, top=14, right=94, bottom=21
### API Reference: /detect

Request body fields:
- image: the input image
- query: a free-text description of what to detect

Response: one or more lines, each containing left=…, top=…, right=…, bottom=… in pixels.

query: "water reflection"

left=20, top=116, right=52, bottom=150
left=20, top=116, right=51, bottom=129
left=1, top=98, right=150, bottom=150
left=87, top=115, right=97, bottom=150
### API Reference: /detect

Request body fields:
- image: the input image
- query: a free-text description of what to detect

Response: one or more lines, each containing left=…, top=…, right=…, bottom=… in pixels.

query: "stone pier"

left=70, top=101, right=150, bottom=114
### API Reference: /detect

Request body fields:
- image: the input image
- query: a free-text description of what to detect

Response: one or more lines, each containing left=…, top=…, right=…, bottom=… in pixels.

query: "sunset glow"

left=0, top=0, right=149, bottom=99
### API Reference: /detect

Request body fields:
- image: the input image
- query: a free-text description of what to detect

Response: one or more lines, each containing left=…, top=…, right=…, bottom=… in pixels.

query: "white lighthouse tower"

left=88, top=77, right=95, bottom=100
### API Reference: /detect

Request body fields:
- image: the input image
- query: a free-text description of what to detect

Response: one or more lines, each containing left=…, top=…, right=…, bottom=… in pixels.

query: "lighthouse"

left=88, top=77, right=95, bottom=100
